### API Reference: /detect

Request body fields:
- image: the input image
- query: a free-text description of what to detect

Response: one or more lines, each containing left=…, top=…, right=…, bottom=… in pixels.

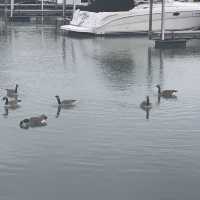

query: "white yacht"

left=61, top=0, right=200, bottom=35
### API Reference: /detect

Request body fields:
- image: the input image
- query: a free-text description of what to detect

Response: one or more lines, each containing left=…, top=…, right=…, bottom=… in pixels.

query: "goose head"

left=156, top=84, right=160, bottom=89
left=155, top=84, right=161, bottom=94
left=19, top=118, right=30, bottom=129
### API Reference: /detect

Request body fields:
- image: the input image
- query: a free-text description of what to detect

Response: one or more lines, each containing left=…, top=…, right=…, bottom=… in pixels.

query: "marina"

left=0, top=4, right=77, bottom=17
left=1, top=0, right=200, bottom=199
left=0, top=1, right=88, bottom=18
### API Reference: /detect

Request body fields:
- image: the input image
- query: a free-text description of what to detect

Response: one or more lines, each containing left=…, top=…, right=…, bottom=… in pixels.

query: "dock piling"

left=154, top=0, right=187, bottom=48
left=73, top=0, right=76, bottom=15
left=161, top=0, right=165, bottom=40
left=4, top=0, right=8, bottom=24
left=148, top=0, right=153, bottom=40
left=62, top=0, right=66, bottom=18
left=41, top=0, right=44, bottom=23
left=10, top=0, right=14, bottom=18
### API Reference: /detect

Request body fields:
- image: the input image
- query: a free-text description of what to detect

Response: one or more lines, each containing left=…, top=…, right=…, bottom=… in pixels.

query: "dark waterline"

left=1, top=20, right=200, bottom=200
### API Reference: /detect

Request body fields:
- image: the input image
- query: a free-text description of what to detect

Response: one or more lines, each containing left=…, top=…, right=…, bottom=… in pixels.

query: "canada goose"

left=156, top=84, right=178, bottom=98
left=2, top=96, right=21, bottom=108
left=19, top=114, right=48, bottom=129
left=140, top=96, right=152, bottom=110
left=5, top=84, right=18, bottom=97
left=55, top=95, right=77, bottom=107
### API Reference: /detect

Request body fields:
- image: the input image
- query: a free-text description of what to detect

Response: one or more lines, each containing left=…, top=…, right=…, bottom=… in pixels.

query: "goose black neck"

left=157, top=86, right=161, bottom=94
left=146, top=96, right=150, bottom=105
left=56, top=96, right=61, bottom=105
left=15, top=85, right=18, bottom=93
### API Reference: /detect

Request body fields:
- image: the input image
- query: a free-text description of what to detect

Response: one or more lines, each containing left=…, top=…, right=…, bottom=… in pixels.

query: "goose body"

left=156, top=84, right=177, bottom=98
left=20, top=114, right=48, bottom=129
left=5, top=84, right=18, bottom=97
left=140, top=96, right=152, bottom=110
left=55, top=95, right=77, bottom=107
left=2, top=96, right=21, bottom=108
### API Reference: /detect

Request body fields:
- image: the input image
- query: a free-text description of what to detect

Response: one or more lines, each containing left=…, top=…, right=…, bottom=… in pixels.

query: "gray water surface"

left=1, top=22, right=200, bottom=200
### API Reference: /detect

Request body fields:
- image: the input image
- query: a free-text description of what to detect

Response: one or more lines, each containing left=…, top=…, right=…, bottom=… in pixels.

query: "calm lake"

left=1, top=20, right=200, bottom=200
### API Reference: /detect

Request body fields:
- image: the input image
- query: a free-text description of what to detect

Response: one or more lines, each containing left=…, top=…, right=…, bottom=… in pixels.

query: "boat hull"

left=61, top=2, right=200, bottom=35
left=95, top=13, right=200, bottom=34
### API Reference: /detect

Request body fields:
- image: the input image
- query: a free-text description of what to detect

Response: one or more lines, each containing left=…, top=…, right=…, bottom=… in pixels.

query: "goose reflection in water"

left=55, top=95, right=77, bottom=118
left=157, top=93, right=178, bottom=106
left=140, top=106, right=151, bottom=120
left=2, top=97, right=21, bottom=117
left=145, top=109, right=150, bottom=120
left=56, top=106, right=61, bottom=118
left=55, top=104, right=77, bottom=118
left=140, top=96, right=152, bottom=120
left=55, top=103, right=77, bottom=118
left=2, top=107, right=8, bottom=118
left=2, top=105, right=21, bottom=117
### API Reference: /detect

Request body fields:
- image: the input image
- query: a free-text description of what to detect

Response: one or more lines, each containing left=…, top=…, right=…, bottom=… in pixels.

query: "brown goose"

left=156, top=84, right=178, bottom=98
left=55, top=95, right=77, bottom=107
left=5, top=84, right=18, bottom=97
left=19, top=114, right=48, bottom=129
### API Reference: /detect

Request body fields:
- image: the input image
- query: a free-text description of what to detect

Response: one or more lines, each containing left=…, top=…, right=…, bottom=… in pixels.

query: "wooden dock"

left=152, top=30, right=200, bottom=40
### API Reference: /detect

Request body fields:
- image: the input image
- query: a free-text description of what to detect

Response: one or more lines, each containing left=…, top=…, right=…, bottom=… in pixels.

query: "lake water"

left=1, top=21, right=200, bottom=200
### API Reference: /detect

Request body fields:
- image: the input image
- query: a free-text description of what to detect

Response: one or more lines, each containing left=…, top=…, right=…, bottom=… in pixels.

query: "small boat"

left=61, top=0, right=200, bottom=35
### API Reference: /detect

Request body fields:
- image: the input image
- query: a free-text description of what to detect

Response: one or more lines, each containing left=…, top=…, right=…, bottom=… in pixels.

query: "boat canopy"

left=82, top=0, right=135, bottom=12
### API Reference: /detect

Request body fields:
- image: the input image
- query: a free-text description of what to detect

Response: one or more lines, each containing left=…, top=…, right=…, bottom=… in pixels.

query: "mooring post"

left=148, top=0, right=153, bottom=40
left=62, top=0, right=66, bottom=18
left=10, top=0, right=14, bottom=18
left=41, top=0, right=44, bottom=16
left=41, top=0, right=44, bottom=23
left=4, top=0, right=8, bottom=23
left=155, top=0, right=187, bottom=48
left=161, top=0, right=165, bottom=40
left=73, top=0, right=76, bottom=15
